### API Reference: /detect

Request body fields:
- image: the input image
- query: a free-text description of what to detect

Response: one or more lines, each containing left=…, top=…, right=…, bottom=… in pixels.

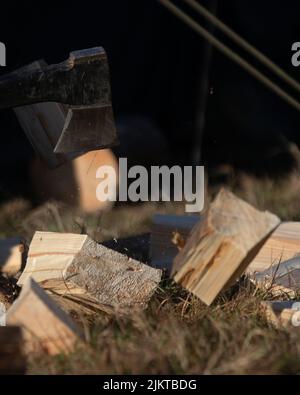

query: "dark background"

left=0, top=0, right=300, bottom=200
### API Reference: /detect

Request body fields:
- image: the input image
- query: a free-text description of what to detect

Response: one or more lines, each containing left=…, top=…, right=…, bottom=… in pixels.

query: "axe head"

left=54, top=105, right=118, bottom=154
left=6, top=47, right=118, bottom=165
left=53, top=47, right=119, bottom=154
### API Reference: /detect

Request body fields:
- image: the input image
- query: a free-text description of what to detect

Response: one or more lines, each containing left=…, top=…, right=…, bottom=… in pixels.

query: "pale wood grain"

left=7, top=279, right=83, bottom=356
left=249, top=222, right=300, bottom=273
left=172, top=189, right=280, bottom=305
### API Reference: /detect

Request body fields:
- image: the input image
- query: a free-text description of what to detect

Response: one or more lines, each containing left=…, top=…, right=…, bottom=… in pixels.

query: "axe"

left=0, top=47, right=118, bottom=166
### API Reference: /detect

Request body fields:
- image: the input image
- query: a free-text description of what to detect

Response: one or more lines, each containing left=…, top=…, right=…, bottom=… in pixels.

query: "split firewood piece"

left=172, top=189, right=281, bottom=306
left=18, top=231, right=162, bottom=309
left=150, top=214, right=199, bottom=272
left=247, top=222, right=300, bottom=273
left=261, top=300, right=300, bottom=328
left=0, top=237, right=26, bottom=276
left=6, top=278, right=83, bottom=356
left=64, top=237, right=162, bottom=309
left=150, top=215, right=300, bottom=277
left=0, top=327, right=26, bottom=374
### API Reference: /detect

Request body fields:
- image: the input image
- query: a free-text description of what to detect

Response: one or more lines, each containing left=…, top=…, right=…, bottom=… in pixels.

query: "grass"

left=2, top=171, right=300, bottom=374
left=27, top=282, right=300, bottom=374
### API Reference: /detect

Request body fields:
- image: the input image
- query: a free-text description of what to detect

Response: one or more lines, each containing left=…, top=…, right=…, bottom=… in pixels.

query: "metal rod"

left=183, top=0, right=300, bottom=94
left=158, top=0, right=300, bottom=113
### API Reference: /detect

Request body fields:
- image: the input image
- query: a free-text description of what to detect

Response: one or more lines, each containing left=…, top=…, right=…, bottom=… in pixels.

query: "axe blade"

left=1, top=46, right=119, bottom=158
left=54, top=105, right=119, bottom=153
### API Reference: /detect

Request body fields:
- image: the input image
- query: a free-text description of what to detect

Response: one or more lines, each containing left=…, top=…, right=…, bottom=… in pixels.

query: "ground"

left=2, top=171, right=300, bottom=374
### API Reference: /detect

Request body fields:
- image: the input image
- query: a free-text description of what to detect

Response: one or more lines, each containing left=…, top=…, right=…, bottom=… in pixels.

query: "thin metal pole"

left=192, top=0, right=218, bottom=166
left=183, top=0, right=300, bottom=94
left=157, top=0, right=300, bottom=113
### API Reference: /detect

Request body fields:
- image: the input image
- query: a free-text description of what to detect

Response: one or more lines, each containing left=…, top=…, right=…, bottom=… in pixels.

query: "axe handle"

left=0, top=49, right=111, bottom=109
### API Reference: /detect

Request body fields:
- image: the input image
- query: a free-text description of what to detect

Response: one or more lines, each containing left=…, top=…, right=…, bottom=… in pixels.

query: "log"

left=7, top=279, right=83, bottom=356
left=0, top=327, right=26, bottom=374
left=18, top=231, right=162, bottom=309
left=172, top=189, right=280, bottom=305
left=0, top=237, right=25, bottom=276
left=261, top=300, right=300, bottom=328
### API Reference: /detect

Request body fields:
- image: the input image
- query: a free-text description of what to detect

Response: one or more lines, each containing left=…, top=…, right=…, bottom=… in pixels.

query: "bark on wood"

left=67, top=237, right=161, bottom=308
left=0, top=327, right=26, bottom=374
left=18, top=231, right=162, bottom=310
left=7, top=279, right=83, bottom=356
left=172, top=189, right=280, bottom=306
